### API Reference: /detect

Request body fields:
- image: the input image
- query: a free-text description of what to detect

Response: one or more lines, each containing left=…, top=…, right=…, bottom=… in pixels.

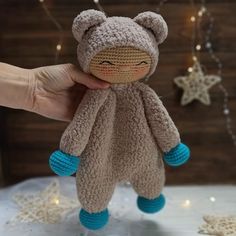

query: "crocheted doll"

left=49, top=9, right=190, bottom=230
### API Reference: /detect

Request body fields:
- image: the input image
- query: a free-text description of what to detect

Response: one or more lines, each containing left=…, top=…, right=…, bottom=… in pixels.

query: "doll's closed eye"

left=136, top=61, right=148, bottom=66
left=99, top=61, right=115, bottom=65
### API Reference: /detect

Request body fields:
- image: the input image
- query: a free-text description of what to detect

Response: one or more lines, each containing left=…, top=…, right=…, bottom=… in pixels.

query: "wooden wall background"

left=0, top=0, right=235, bottom=185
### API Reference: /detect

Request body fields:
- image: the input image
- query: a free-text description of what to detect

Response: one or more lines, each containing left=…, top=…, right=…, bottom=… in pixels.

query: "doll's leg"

left=77, top=174, right=116, bottom=230
left=131, top=164, right=166, bottom=214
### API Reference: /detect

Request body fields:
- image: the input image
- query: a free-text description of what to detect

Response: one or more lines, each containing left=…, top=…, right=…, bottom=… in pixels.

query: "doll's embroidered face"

left=89, top=46, right=151, bottom=83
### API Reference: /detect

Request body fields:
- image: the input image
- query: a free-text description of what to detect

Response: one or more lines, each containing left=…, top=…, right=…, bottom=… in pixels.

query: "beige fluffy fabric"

left=72, top=9, right=168, bottom=78
left=60, top=81, right=180, bottom=213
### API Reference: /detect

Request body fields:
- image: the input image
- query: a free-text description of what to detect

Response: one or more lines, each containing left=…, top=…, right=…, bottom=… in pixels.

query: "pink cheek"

left=133, top=67, right=148, bottom=76
left=98, top=67, right=115, bottom=77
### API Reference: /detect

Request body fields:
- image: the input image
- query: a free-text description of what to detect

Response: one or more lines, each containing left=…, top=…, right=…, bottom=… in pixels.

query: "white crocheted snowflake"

left=199, top=215, right=236, bottom=236
left=9, top=179, right=79, bottom=224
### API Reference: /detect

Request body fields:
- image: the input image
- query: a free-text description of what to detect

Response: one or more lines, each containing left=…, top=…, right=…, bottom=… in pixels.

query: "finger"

left=70, top=65, right=110, bottom=89
left=78, top=74, right=110, bottom=89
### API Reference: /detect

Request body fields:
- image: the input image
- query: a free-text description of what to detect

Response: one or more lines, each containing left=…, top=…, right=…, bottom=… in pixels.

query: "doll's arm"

left=49, top=89, right=109, bottom=176
left=141, top=86, right=190, bottom=166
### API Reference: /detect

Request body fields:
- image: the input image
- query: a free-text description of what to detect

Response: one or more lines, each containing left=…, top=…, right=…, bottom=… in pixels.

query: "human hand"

left=29, top=63, right=110, bottom=121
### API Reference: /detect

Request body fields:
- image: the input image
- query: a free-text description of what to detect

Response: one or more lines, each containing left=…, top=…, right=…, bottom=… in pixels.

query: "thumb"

left=71, top=65, right=110, bottom=89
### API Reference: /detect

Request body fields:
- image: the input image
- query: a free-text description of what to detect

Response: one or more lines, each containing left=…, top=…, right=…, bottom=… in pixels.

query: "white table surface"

left=0, top=176, right=235, bottom=236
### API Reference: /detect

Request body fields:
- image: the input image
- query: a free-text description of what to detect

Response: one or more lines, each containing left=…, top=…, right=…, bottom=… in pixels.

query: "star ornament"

left=199, top=215, right=236, bottom=236
left=174, top=61, right=221, bottom=106
left=9, top=179, right=79, bottom=224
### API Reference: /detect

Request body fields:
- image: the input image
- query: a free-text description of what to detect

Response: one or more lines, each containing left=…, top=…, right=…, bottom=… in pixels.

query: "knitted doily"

left=199, top=215, right=236, bottom=236
left=9, top=179, right=79, bottom=224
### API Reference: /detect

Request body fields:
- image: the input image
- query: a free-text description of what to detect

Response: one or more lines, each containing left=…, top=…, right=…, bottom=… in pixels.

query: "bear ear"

left=133, top=11, right=168, bottom=44
left=72, top=9, right=106, bottom=42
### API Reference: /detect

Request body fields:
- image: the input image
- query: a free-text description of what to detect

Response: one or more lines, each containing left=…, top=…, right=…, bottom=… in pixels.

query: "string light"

left=93, top=0, right=106, bottom=15
left=209, top=197, right=216, bottom=202
left=198, top=11, right=203, bottom=17
left=198, top=6, right=206, bottom=17
left=38, top=0, right=64, bottom=64
left=205, top=42, right=212, bottom=49
left=199, top=0, right=236, bottom=146
left=196, top=44, right=201, bottom=51
left=146, top=0, right=168, bottom=82
left=201, top=6, right=206, bottom=13
left=182, top=199, right=191, bottom=208
left=188, top=67, right=193, bottom=73
left=155, top=0, right=235, bottom=146
left=223, top=109, right=230, bottom=115
left=191, top=16, right=196, bottom=22
left=54, top=198, right=60, bottom=205
left=56, top=44, right=62, bottom=51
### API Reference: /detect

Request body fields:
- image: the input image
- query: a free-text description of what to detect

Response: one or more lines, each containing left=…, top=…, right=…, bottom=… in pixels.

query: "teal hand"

left=49, top=150, right=80, bottom=176
left=164, top=143, right=190, bottom=167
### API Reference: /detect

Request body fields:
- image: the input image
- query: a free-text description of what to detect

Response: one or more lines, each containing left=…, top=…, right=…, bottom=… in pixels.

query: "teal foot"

left=137, top=194, right=165, bottom=214
left=79, top=208, right=109, bottom=230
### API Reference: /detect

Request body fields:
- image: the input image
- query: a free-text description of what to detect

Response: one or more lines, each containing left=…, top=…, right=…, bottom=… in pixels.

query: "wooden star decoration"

left=9, top=179, right=79, bottom=224
left=174, top=60, right=221, bottom=106
left=199, top=215, right=236, bottom=236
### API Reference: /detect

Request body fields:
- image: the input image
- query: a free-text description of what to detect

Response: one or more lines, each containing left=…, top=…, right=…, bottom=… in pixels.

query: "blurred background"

left=0, top=0, right=235, bottom=186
